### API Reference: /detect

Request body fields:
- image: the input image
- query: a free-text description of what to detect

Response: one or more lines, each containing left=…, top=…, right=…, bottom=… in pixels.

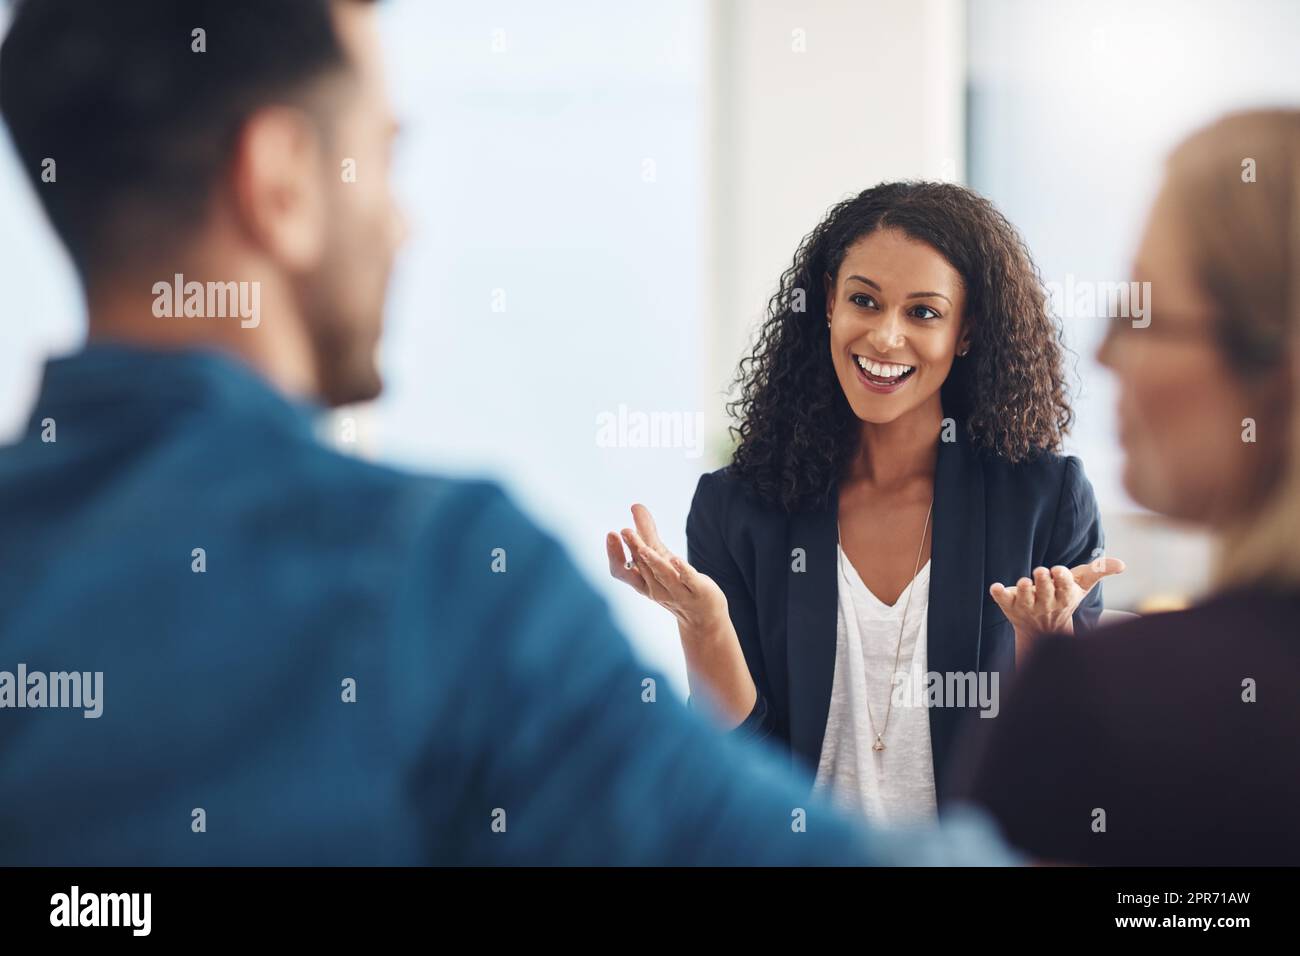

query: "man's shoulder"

left=215, top=443, right=587, bottom=660
left=297, top=444, right=502, bottom=512
left=290, top=443, right=536, bottom=547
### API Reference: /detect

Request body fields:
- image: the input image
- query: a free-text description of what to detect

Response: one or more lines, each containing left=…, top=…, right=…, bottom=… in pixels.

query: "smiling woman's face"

left=827, top=228, right=968, bottom=426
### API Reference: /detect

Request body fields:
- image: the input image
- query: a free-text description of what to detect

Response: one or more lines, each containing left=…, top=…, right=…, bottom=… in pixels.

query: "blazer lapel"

left=781, top=426, right=987, bottom=792
left=785, top=500, right=840, bottom=773
left=926, top=426, right=987, bottom=798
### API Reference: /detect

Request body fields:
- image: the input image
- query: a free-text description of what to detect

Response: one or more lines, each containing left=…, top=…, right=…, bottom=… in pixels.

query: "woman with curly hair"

left=605, top=181, right=1123, bottom=824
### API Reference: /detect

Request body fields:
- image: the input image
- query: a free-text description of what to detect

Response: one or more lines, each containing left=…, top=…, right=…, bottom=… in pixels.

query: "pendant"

left=872, top=735, right=886, bottom=752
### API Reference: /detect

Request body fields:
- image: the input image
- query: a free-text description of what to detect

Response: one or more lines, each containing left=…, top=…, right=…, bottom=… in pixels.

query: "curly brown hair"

left=727, top=181, right=1073, bottom=512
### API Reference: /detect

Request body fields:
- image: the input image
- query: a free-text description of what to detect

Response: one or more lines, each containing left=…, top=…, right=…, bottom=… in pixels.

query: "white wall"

left=704, top=0, right=967, bottom=447
left=370, top=0, right=716, bottom=686
left=0, top=2, right=82, bottom=442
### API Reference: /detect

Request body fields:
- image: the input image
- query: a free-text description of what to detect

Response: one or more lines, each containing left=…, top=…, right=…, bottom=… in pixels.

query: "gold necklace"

left=837, top=497, right=933, bottom=753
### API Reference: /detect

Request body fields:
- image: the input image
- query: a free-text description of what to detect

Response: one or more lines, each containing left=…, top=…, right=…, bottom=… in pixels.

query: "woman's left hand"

left=989, top=558, right=1126, bottom=650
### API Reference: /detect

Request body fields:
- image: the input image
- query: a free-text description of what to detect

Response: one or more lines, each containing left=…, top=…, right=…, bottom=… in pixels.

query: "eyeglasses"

left=1098, top=311, right=1283, bottom=370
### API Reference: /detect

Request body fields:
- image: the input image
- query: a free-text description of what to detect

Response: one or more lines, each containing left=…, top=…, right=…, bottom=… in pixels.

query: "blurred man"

left=0, top=0, right=1008, bottom=864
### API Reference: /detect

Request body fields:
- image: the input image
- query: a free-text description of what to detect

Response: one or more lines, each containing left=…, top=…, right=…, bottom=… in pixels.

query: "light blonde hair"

left=1162, top=109, right=1300, bottom=590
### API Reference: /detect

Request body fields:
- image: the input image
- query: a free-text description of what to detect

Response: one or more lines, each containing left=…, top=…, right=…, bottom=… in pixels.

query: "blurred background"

left=3, top=0, right=1298, bottom=691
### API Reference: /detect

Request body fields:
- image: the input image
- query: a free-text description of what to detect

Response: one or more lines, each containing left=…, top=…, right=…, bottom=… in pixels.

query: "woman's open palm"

left=605, top=504, right=728, bottom=635
left=989, top=557, right=1126, bottom=638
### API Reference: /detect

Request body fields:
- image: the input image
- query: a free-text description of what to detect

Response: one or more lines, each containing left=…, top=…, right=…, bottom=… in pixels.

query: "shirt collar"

left=28, top=341, right=322, bottom=438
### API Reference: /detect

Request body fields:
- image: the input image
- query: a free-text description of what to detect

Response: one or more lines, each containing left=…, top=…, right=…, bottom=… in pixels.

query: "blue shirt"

left=0, top=344, right=1012, bottom=865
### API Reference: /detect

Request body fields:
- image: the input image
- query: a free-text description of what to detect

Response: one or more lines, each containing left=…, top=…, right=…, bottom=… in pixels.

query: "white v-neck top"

left=811, top=544, right=938, bottom=825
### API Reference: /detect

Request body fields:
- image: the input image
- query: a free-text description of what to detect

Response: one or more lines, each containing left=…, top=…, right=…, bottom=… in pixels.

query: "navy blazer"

left=686, top=423, right=1105, bottom=803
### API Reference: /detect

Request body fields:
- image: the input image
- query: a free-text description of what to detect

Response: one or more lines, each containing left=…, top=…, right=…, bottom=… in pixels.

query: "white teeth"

left=854, top=355, right=914, bottom=379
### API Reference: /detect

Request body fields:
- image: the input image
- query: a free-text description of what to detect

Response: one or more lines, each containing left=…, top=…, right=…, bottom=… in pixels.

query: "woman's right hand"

left=604, top=503, right=729, bottom=639
left=605, top=503, right=757, bottom=727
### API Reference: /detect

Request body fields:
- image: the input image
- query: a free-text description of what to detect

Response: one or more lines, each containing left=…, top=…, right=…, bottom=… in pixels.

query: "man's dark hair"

left=0, top=0, right=373, bottom=278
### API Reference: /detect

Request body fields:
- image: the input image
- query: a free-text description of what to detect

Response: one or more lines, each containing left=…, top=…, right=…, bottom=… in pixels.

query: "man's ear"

left=229, top=106, right=329, bottom=272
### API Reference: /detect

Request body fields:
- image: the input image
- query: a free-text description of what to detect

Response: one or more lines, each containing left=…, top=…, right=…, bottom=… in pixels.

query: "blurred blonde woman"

left=959, top=109, right=1300, bottom=865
